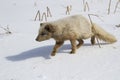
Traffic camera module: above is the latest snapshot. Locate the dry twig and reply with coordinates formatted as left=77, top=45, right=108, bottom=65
left=0, top=25, right=12, bottom=34
left=83, top=0, right=90, bottom=12
left=34, top=10, right=41, bottom=21
left=41, top=12, right=47, bottom=21
left=46, top=6, right=52, bottom=17
left=108, top=0, right=111, bottom=14
left=66, top=5, right=72, bottom=15
left=114, top=0, right=120, bottom=13
left=88, top=14, right=101, bottom=48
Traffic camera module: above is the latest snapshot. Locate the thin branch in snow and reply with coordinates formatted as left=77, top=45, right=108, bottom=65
left=34, top=10, right=41, bottom=21
left=83, top=0, right=90, bottom=12
left=41, top=12, right=47, bottom=21
left=66, top=5, right=72, bottom=15
left=34, top=2, right=37, bottom=7
left=46, top=6, right=52, bottom=17
left=108, top=0, right=111, bottom=15
left=116, top=24, right=120, bottom=28
left=88, top=14, right=101, bottom=48
left=0, top=25, right=12, bottom=34
left=114, top=0, right=120, bottom=14
left=88, top=14, right=104, bottom=22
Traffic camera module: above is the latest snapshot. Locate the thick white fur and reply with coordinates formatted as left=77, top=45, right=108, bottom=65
left=92, top=23, right=117, bottom=43
left=46, top=15, right=117, bottom=43
left=36, top=15, right=117, bottom=56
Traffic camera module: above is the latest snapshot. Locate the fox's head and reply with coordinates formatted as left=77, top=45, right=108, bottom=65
left=36, top=23, right=55, bottom=42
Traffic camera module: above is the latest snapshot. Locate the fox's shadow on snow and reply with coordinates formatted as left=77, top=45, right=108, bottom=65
left=6, top=43, right=108, bottom=61
left=6, top=44, right=71, bottom=61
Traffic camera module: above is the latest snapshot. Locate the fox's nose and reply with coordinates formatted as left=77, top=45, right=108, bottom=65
left=35, top=37, right=39, bottom=41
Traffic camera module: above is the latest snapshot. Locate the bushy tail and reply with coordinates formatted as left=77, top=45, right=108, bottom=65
left=92, top=24, right=117, bottom=43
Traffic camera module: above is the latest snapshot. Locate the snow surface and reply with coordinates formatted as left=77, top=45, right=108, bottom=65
left=0, top=0, right=120, bottom=80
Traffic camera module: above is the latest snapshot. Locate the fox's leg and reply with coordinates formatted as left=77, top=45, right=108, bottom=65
left=51, top=41, right=64, bottom=56
left=70, top=39, right=77, bottom=54
left=91, top=36, right=96, bottom=45
left=77, top=39, right=84, bottom=49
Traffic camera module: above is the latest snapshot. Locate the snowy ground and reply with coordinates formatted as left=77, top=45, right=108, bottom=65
left=0, top=0, right=120, bottom=80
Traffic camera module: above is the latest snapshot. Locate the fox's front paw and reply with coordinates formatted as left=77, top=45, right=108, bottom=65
left=70, top=50, right=76, bottom=54
left=51, top=53, right=56, bottom=56
left=51, top=51, right=56, bottom=56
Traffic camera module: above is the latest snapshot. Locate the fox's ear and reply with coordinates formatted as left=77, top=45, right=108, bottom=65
left=40, top=23, right=44, bottom=26
left=45, top=24, right=55, bottom=33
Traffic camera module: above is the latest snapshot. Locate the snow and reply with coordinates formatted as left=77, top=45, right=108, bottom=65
left=0, top=0, right=120, bottom=80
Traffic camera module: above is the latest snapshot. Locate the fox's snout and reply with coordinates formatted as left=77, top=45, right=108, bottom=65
left=35, top=35, right=40, bottom=41
left=35, top=37, right=39, bottom=41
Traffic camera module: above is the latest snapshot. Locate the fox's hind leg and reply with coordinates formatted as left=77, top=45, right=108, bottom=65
left=77, top=39, right=84, bottom=49
left=91, top=36, right=96, bottom=45
left=70, top=39, right=77, bottom=54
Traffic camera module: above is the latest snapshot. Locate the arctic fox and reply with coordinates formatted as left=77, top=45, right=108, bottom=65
left=36, top=15, right=117, bottom=56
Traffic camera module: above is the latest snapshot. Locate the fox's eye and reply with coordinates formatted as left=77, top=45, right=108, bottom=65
left=41, top=32, right=46, bottom=36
